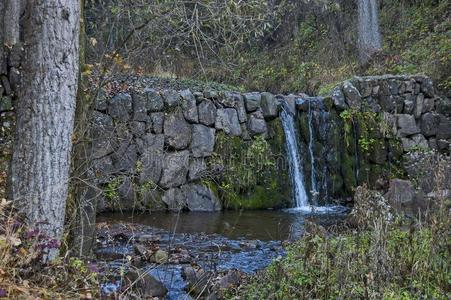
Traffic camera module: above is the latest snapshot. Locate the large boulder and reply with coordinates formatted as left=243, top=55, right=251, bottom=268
left=132, top=90, right=150, bottom=122
left=331, top=86, right=347, bottom=110
left=180, top=89, right=199, bottom=123
left=401, top=134, right=428, bottom=151
left=243, top=92, right=261, bottom=112
left=215, top=108, right=241, bottom=136
left=420, top=112, right=440, bottom=137
left=125, top=270, right=167, bottom=298
left=108, top=93, right=132, bottom=122
left=181, top=184, right=221, bottom=211
left=162, top=187, right=186, bottom=210
left=137, top=134, right=165, bottom=184
left=342, top=81, right=361, bottom=109
left=111, top=143, right=137, bottom=173
left=90, top=111, right=114, bottom=158
left=145, top=88, right=164, bottom=112
left=198, top=99, right=217, bottom=126
left=191, top=124, right=216, bottom=158
left=384, top=179, right=428, bottom=215
left=396, top=114, right=420, bottom=137
left=437, top=115, right=451, bottom=139
left=159, top=150, right=190, bottom=188
left=164, top=112, right=192, bottom=149
left=188, top=158, right=208, bottom=181
left=247, top=111, right=268, bottom=136
left=162, top=90, right=180, bottom=108
left=260, top=92, right=278, bottom=118
left=150, top=112, right=164, bottom=134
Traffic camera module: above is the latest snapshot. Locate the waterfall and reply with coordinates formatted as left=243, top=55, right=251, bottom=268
left=281, top=99, right=347, bottom=214
left=307, top=100, right=318, bottom=204
left=280, top=103, right=309, bottom=208
left=358, top=0, right=381, bottom=63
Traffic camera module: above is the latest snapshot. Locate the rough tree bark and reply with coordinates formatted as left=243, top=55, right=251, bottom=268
left=10, top=0, right=80, bottom=259
left=3, top=0, right=21, bottom=46
left=70, top=0, right=100, bottom=257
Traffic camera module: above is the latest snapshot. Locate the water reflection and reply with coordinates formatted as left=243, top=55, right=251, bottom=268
left=97, top=210, right=346, bottom=241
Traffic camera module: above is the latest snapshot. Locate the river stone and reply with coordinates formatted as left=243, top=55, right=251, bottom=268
left=180, top=89, right=199, bottom=123
left=125, top=270, right=167, bottom=298
left=162, top=187, right=186, bottom=210
left=215, top=108, right=241, bottom=136
left=261, top=92, right=278, bottom=118
left=90, top=111, right=114, bottom=158
left=243, top=92, right=261, bottom=112
left=198, top=99, right=217, bottom=126
left=138, top=134, right=164, bottom=184
left=437, top=115, right=451, bottom=139
left=396, top=114, right=419, bottom=137
left=191, top=124, right=216, bottom=158
left=181, top=184, right=221, bottom=211
left=420, top=112, right=440, bottom=137
left=247, top=111, right=268, bottom=136
left=108, top=93, right=132, bottom=122
left=401, top=134, right=428, bottom=151
left=342, top=81, right=361, bottom=109
left=132, top=90, right=150, bottom=122
left=145, top=88, right=164, bottom=112
left=162, top=90, right=180, bottom=108
left=188, top=158, right=208, bottom=181
left=150, top=112, right=164, bottom=134
left=159, top=150, right=190, bottom=188
left=331, top=86, right=347, bottom=110
left=164, top=112, right=192, bottom=149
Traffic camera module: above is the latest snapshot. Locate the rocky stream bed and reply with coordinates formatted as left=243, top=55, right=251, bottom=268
left=93, top=210, right=347, bottom=299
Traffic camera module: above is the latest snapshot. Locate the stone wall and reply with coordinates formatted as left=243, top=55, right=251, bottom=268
left=91, top=84, right=291, bottom=212
left=89, top=74, right=450, bottom=212
left=3, top=74, right=449, bottom=212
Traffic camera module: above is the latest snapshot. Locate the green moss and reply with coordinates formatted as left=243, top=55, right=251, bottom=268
left=210, top=127, right=290, bottom=210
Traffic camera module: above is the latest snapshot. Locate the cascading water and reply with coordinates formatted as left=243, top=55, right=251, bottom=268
left=280, top=103, right=309, bottom=208
left=358, top=0, right=382, bottom=63
left=307, top=100, right=318, bottom=204
left=281, top=99, right=347, bottom=214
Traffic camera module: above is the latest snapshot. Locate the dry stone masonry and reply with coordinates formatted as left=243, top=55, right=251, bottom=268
left=77, top=75, right=451, bottom=212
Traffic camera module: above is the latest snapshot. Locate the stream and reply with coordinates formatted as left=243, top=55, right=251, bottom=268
left=95, top=209, right=347, bottom=299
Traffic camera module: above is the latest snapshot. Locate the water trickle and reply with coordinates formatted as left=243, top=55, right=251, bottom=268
left=358, top=0, right=381, bottom=62
left=307, top=100, right=318, bottom=204
left=280, top=102, right=309, bottom=208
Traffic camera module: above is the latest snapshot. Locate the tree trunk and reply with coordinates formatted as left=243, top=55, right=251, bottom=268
left=70, top=0, right=100, bottom=257
left=10, top=0, right=80, bottom=259
left=3, top=0, right=21, bottom=46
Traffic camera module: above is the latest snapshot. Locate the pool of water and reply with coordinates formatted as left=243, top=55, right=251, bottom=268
left=97, top=208, right=347, bottom=242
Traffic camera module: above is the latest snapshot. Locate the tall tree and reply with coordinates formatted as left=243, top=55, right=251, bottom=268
left=10, top=1, right=80, bottom=259
left=357, top=0, right=382, bottom=64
